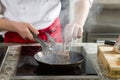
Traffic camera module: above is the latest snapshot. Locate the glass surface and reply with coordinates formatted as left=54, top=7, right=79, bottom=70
left=15, top=46, right=98, bottom=76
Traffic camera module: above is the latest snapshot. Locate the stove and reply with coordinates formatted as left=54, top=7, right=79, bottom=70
left=13, top=46, right=100, bottom=80
left=0, top=46, right=8, bottom=71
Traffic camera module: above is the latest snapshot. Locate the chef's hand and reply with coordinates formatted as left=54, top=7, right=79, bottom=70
left=63, top=23, right=83, bottom=44
left=10, top=21, right=39, bottom=40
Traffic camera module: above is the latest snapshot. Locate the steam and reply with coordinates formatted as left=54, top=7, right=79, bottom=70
left=84, top=2, right=103, bottom=31
left=59, top=0, right=69, bottom=28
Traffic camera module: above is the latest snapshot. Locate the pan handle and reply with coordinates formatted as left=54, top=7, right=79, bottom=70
left=104, top=40, right=115, bottom=46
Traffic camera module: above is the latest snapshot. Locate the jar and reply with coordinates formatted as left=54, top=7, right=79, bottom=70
left=113, top=37, right=120, bottom=53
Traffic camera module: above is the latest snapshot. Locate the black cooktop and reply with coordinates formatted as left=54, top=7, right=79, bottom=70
left=15, top=46, right=98, bottom=76
left=0, top=46, right=8, bottom=71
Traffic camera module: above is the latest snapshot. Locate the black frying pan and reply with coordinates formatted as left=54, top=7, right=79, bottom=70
left=34, top=50, right=84, bottom=69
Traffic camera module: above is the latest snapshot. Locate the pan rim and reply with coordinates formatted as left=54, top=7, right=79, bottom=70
left=34, top=51, right=84, bottom=66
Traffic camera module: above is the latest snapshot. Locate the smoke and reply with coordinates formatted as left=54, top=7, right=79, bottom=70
left=59, top=0, right=104, bottom=42
left=59, top=0, right=69, bottom=29
left=84, top=2, right=103, bottom=32
left=59, top=0, right=69, bottom=42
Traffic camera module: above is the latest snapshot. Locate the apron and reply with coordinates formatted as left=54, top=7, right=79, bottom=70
left=4, top=18, right=63, bottom=43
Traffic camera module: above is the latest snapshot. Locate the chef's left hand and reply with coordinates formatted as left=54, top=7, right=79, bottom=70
left=63, top=22, right=83, bottom=44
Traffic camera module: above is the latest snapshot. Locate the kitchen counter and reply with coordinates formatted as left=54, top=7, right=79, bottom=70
left=0, top=43, right=120, bottom=80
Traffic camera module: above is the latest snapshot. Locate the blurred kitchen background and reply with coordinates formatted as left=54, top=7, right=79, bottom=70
left=60, top=0, right=120, bottom=43
left=83, top=0, right=120, bottom=43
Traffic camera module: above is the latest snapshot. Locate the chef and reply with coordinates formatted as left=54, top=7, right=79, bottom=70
left=0, top=0, right=93, bottom=44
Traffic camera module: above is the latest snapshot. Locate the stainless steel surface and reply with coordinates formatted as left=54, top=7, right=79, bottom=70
left=83, top=32, right=119, bottom=42
left=12, top=76, right=99, bottom=80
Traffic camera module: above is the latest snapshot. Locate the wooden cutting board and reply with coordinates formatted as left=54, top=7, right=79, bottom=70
left=98, top=45, right=120, bottom=78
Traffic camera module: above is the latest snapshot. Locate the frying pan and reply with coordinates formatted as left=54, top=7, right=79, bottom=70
left=34, top=45, right=84, bottom=69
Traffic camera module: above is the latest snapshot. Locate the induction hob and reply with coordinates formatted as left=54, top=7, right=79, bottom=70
left=13, top=46, right=100, bottom=80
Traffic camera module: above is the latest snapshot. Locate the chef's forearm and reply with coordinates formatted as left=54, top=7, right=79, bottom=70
left=0, top=18, right=15, bottom=32
left=74, top=0, right=93, bottom=27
